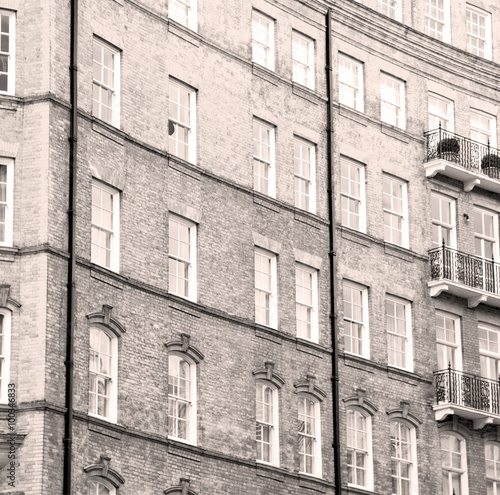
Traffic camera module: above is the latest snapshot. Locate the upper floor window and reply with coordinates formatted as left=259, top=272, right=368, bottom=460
left=380, top=73, right=405, bottom=130
left=91, top=181, right=120, bottom=272
left=292, top=31, right=314, bottom=90
left=470, top=110, right=496, bottom=148
left=338, top=54, right=363, bottom=112
left=383, top=175, right=408, bottom=248
left=441, top=433, right=467, bottom=495
left=256, top=381, right=279, bottom=465
left=169, top=80, right=196, bottom=164
left=168, top=215, right=197, bottom=301
left=255, top=249, right=277, bottom=328
left=428, top=93, right=454, bottom=132
left=168, top=0, right=197, bottom=31
left=296, top=264, right=318, bottom=342
left=93, top=39, right=120, bottom=127
left=0, top=158, right=13, bottom=247
left=88, top=480, right=115, bottom=495
left=343, top=281, right=369, bottom=359
left=252, top=11, right=274, bottom=71
left=89, top=327, right=117, bottom=422
left=479, top=323, right=500, bottom=382
left=466, top=6, right=492, bottom=60
left=0, top=310, right=11, bottom=403
left=436, top=312, right=462, bottom=371
left=253, top=119, right=275, bottom=197
left=391, top=421, right=417, bottom=495
left=431, top=193, right=456, bottom=248
left=378, top=0, right=402, bottom=21
left=341, top=158, right=365, bottom=232
left=386, top=296, right=412, bottom=371
left=425, top=0, right=450, bottom=42
left=298, top=395, right=321, bottom=476
left=294, top=138, right=315, bottom=213
left=486, top=442, right=500, bottom=494
left=474, top=206, right=498, bottom=261
left=347, top=408, right=373, bottom=490
left=0, top=10, right=15, bottom=95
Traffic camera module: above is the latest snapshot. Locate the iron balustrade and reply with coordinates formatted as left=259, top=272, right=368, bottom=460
left=435, top=366, right=500, bottom=415
left=429, top=243, right=500, bottom=296
left=424, top=126, right=500, bottom=179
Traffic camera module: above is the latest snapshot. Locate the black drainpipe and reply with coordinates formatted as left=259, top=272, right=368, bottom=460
left=63, top=0, right=78, bottom=492
left=326, top=8, right=341, bottom=495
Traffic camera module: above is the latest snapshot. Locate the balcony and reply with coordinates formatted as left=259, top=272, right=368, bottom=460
left=429, top=245, right=500, bottom=308
left=424, top=127, right=500, bottom=193
left=434, top=367, right=500, bottom=429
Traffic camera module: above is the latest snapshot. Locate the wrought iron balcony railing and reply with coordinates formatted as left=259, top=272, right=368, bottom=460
left=435, top=366, right=500, bottom=416
left=424, top=127, right=500, bottom=179
left=430, top=244, right=500, bottom=296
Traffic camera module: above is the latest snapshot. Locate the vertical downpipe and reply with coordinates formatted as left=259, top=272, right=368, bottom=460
left=63, top=0, right=78, bottom=492
left=326, top=9, right=342, bottom=495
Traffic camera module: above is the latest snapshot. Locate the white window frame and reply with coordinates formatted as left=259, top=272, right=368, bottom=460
left=441, top=433, right=468, bottom=495
left=347, top=407, right=373, bottom=490
left=168, top=214, right=197, bottom=302
left=473, top=206, right=499, bottom=261
left=386, top=296, right=413, bottom=372
left=298, top=394, right=321, bottom=477
left=436, top=311, right=462, bottom=371
left=295, top=263, right=318, bottom=343
left=169, top=79, right=197, bottom=164
left=479, top=323, right=500, bottom=381
left=252, top=11, right=274, bottom=71
left=92, top=38, right=120, bottom=128
left=378, top=0, right=402, bottom=22
left=466, top=5, right=492, bottom=60
left=341, top=157, right=366, bottom=233
left=91, top=180, right=120, bottom=272
left=380, top=73, right=405, bottom=130
left=425, top=0, right=450, bottom=43
left=485, top=442, right=500, bottom=494
left=292, top=31, right=314, bottom=90
left=0, top=157, right=14, bottom=247
left=343, top=281, right=370, bottom=359
left=338, top=54, right=364, bottom=113
left=168, top=352, right=197, bottom=445
left=431, top=192, right=456, bottom=248
left=391, top=420, right=418, bottom=495
left=256, top=380, right=279, bottom=466
left=383, top=174, right=409, bottom=248
left=88, top=326, right=118, bottom=423
left=254, top=248, right=278, bottom=329
left=253, top=118, right=276, bottom=198
left=0, top=10, right=15, bottom=95
left=428, top=93, right=454, bottom=132
left=88, top=478, right=116, bottom=495
left=0, top=309, right=11, bottom=404
left=294, top=137, right=316, bottom=213
left=168, top=0, right=197, bottom=32
left=470, top=109, right=497, bottom=148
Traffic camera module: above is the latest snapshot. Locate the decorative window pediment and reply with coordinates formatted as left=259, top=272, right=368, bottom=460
left=164, top=477, right=198, bottom=495
left=84, top=455, right=124, bottom=488
left=294, top=374, right=326, bottom=402
left=252, top=361, right=284, bottom=388
left=86, top=305, right=125, bottom=338
left=165, top=333, right=204, bottom=363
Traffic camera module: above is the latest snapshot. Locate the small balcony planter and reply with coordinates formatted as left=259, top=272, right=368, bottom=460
left=437, top=137, right=460, bottom=162
left=481, top=153, right=500, bottom=179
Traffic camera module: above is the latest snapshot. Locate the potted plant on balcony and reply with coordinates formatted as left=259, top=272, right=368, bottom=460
left=437, top=137, right=460, bottom=163
left=481, top=153, right=500, bottom=179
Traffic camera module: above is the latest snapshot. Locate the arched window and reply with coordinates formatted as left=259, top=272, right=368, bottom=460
left=441, top=433, right=467, bottom=495
left=347, top=407, right=372, bottom=490
left=256, top=381, right=279, bottom=465
left=88, top=479, right=115, bottom=495
left=390, top=420, right=417, bottom=495
left=486, top=442, right=500, bottom=494
left=298, top=395, right=321, bottom=477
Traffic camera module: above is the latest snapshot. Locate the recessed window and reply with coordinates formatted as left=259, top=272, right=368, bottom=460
left=343, top=281, right=369, bottom=359
left=296, top=264, right=318, bottom=342
left=169, top=79, right=196, bottom=164
left=431, top=193, right=456, bottom=248
left=425, top=0, right=450, bottom=42
left=391, top=421, right=417, bottom=495
left=441, top=433, right=467, bottom=495
left=168, top=0, right=197, bottom=31
left=168, top=215, right=197, bottom=301
left=347, top=408, right=373, bottom=489
left=292, top=31, right=314, bottom=90
left=256, top=381, right=279, bottom=465
left=378, top=0, right=402, bottom=21
left=338, top=54, right=363, bottom=112
left=466, top=5, right=492, bottom=60
left=341, top=158, right=365, bottom=232
left=253, top=119, right=275, bottom=197
left=386, top=296, right=412, bottom=371
left=93, top=39, right=120, bottom=127
left=436, top=312, right=462, bottom=371
left=0, top=158, right=13, bottom=247
left=89, top=327, right=117, bottom=422
left=470, top=109, right=496, bottom=148
left=0, top=310, right=11, bottom=404
left=380, top=73, right=405, bottom=130
left=91, top=181, right=120, bottom=272
left=298, top=395, right=321, bottom=476
left=252, top=11, right=274, bottom=71
left=255, top=249, right=277, bottom=328
left=428, top=93, right=454, bottom=132
left=88, top=480, right=115, bottom=495
left=479, top=323, right=500, bottom=382
left=486, top=442, right=500, bottom=494
left=383, top=175, right=408, bottom=248
left=474, top=206, right=498, bottom=261
left=0, top=10, right=15, bottom=95
left=294, top=138, right=315, bottom=213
